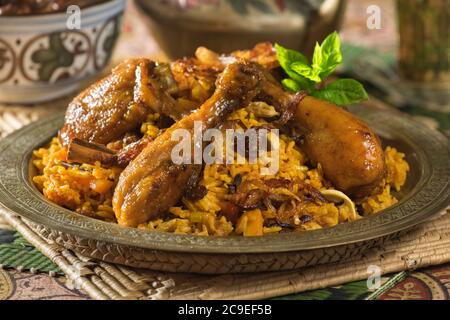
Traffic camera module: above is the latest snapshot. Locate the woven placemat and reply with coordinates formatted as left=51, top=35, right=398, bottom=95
left=0, top=206, right=449, bottom=300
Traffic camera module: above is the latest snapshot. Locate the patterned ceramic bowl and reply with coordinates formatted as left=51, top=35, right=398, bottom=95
left=136, top=0, right=347, bottom=59
left=0, top=0, right=125, bottom=104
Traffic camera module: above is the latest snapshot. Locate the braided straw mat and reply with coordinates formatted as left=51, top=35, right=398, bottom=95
left=0, top=102, right=449, bottom=300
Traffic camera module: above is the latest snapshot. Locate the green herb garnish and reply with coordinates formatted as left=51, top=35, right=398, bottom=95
left=275, top=31, right=368, bottom=106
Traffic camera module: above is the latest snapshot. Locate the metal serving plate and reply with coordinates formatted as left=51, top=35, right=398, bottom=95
left=0, top=106, right=448, bottom=257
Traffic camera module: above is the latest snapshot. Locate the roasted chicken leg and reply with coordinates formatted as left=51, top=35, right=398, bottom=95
left=255, top=74, right=386, bottom=198
left=60, top=44, right=278, bottom=148
left=59, top=58, right=178, bottom=146
left=293, top=96, right=386, bottom=198
left=113, top=61, right=263, bottom=227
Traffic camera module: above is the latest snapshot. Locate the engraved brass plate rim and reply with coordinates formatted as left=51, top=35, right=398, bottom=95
left=0, top=106, right=448, bottom=254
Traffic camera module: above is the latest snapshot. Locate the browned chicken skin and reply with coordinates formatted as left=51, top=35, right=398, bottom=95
left=113, top=61, right=263, bottom=227
left=253, top=73, right=386, bottom=199
left=293, top=96, right=386, bottom=198
left=60, top=59, right=160, bottom=146
left=59, top=57, right=210, bottom=148
left=60, top=44, right=278, bottom=148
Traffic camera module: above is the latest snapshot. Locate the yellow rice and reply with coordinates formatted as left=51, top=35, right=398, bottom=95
left=32, top=105, right=410, bottom=236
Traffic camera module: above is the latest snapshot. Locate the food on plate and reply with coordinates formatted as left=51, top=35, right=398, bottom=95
left=113, top=61, right=263, bottom=227
left=32, top=33, right=410, bottom=236
left=60, top=43, right=278, bottom=147
left=293, top=96, right=386, bottom=199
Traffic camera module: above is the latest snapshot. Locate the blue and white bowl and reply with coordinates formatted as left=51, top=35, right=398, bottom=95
left=0, top=0, right=126, bottom=104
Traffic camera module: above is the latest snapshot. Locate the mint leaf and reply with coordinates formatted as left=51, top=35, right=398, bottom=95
left=281, top=78, right=302, bottom=92
left=289, top=32, right=342, bottom=84
left=274, top=32, right=367, bottom=107
left=311, top=42, right=324, bottom=71
left=317, top=31, right=342, bottom=78
left=291, top=61, right=322, bottom=83
left=311, top=79, right=368, bottom=105
left=274, top=43, right=308, bottom=67
left=274, top=43, right=311, bottom=88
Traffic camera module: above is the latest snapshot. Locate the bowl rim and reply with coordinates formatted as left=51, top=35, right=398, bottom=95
left=0, top=106, right=448, bottom=254
left=135, top=0, right=347, bottom=33
left=0, top=0, right=125, bottom=20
